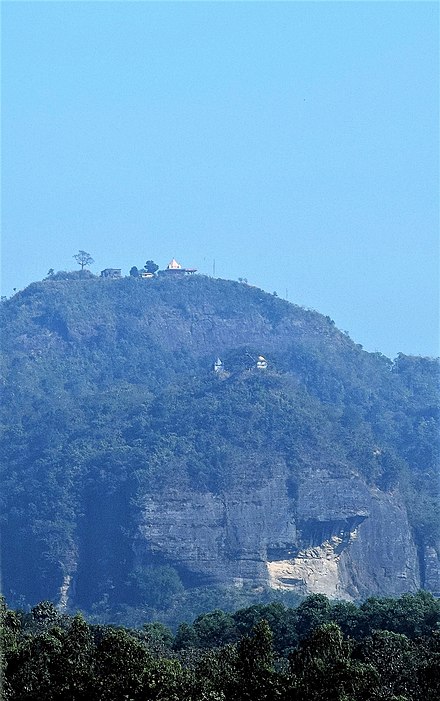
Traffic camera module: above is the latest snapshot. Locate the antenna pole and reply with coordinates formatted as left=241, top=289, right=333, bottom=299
left=213, top=259, right=216, bottom=277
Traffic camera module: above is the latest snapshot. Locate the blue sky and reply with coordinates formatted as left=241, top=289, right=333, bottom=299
left=2, top=1, right=438, bottom=358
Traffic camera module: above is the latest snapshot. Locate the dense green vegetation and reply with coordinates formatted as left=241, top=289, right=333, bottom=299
left=1, top=592, right=439, bottom=699
left=0, top=274, right=438, bottom=622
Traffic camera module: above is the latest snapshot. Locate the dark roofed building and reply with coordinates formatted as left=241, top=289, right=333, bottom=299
left=101, top=268, right=122, bottom=278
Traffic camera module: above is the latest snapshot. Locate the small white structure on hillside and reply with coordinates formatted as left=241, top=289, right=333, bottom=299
left=256, top=355, right=268, bottom=370
left=160, top=258, right=197, bottom=275
left=213, top=357, right=224, bottom=373
left=167, top=258, right=182, bottom=270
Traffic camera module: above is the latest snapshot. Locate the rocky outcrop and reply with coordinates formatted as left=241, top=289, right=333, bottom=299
left=134, top=465, right=296, bottom=587
left=423, top=544, right=440, bottom=596
left=134, top=468, right=421, bottom=601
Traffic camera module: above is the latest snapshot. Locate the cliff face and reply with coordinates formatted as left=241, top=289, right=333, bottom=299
left=0, top=275, right=438, bottom=619
left=133, top=473, right=422, bottom=603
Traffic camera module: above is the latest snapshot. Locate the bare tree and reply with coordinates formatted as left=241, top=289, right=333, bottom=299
left=73, top=250, right=94, bottom=270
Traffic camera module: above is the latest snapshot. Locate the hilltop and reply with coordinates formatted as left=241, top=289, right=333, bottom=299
left=0, top=273, right=438, bottom=625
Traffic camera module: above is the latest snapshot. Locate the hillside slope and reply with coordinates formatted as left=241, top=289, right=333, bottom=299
left=0, top=274, right=438, bottom=622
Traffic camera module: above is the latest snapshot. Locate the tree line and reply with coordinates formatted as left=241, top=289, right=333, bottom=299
left=1, top=592, right=439, bottom=700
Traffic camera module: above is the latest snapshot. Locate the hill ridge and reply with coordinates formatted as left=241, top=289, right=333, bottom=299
left=1, top=273, right=438, bottom=624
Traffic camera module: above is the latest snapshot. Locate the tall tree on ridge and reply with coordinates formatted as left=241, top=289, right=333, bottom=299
left=73, top=250, right=94, bottom=271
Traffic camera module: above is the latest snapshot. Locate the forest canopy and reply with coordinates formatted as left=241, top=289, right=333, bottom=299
left=1, top=592, right=440, bottom=700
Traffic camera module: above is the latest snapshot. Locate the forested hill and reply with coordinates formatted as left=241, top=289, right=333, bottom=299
left=0, top=273, right=438, bottom=625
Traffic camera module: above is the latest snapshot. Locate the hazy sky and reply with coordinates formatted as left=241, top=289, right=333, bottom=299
left=2, top=1, right=438, bottom=359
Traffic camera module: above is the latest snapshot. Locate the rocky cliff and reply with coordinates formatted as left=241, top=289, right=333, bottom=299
left=133, top=473, right=423, bottom=603
left=0, top=274, right=438, bottom=621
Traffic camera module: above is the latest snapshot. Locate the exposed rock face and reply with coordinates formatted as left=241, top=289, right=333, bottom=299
left=134, top=469, right=421, bottom=601
left=423, top=545, right=440, bottom=596
left=267, top=540, right=347, bottom=599
left=58, top=575, right=73, bottom=612
left=135, top=468, right=295, bottom=588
